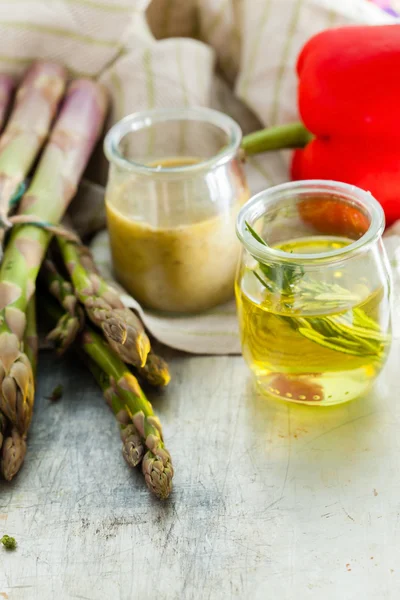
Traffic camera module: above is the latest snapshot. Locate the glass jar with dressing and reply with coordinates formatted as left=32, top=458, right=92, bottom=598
left=104, top=107, right=249, bottom=314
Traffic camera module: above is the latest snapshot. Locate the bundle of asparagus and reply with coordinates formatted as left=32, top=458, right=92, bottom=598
left=44, top=294, right=173, bottom=499
left=0, top=74, right=107, bottom=441
left=42, top=258, right=173, bottom=499
left=0, top=62, right=173, bottom=500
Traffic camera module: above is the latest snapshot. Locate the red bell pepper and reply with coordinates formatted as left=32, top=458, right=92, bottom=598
left=241, top=25, right=400, bottom=227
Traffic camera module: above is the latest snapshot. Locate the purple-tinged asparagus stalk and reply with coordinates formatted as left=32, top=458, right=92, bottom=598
left=0, top=63, right=67, bottom=226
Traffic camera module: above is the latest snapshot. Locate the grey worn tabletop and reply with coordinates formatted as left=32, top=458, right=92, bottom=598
left=1, top=341, right=400, bottom=600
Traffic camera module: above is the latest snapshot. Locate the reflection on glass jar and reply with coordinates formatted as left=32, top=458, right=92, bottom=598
left=235, top=181, right=392, bottom=406
left=104, top=108, right=249, bottom=314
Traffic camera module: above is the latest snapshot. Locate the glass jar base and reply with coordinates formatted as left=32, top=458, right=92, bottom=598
left=252, top=370, right=374, bottom=407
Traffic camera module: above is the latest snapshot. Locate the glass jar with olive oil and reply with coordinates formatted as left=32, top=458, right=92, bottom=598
left=235, top=181, right=392, bottom=406
left=104, top=108, right=249, bottom=314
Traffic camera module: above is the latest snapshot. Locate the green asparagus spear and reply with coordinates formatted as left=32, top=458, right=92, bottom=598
left=81, top=328, right=173, bottom=499
left=57, top=238, right=150, bottom=368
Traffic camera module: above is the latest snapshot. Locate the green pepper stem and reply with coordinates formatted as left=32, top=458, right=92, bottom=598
left=241, top=122, right=313, bottom=155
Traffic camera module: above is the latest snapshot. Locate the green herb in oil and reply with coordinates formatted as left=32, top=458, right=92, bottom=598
left=245, top=223, right=389, bottom=359
left=246, top=221, right=304, bottom=294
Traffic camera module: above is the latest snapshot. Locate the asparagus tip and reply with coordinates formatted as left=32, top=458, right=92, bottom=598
left=142, top=447, right=174, bottom=500
left=0, top=428, right=27, bottom=481
left=139, top=353, right=171, bottom=387
left=121, top=424, right=145, bottom=468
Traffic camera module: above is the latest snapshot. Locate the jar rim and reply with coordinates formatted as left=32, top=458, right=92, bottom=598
left=236, top=180, right=385, bottom=264
left=103, top=107, right=242, bottom=176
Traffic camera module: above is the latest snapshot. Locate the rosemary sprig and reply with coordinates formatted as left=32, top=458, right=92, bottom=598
left=245, top=221, right=304, bottom=294
left=245, top=223, right=389, bottom=358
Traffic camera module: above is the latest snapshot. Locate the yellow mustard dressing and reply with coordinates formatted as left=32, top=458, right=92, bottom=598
left=106, top=157, right=249, bottom=313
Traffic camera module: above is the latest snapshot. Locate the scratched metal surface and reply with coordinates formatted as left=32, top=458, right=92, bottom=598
left=1, top=343, right=400, bottom=600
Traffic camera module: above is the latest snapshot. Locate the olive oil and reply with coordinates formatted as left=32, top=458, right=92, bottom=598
left=236, top=237, right=391, bottom=405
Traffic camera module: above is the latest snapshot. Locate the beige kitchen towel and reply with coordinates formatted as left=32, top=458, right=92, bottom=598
left=0, top=0, right=396, bottom=353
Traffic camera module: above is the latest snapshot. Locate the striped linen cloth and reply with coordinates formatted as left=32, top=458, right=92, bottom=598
left=0, top=0, right=396, bottom=353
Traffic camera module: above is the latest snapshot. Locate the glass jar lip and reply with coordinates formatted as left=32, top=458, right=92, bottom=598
left=236, top=180, right=385, bottom=264
left=103, top=106, right=242, bottom=176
